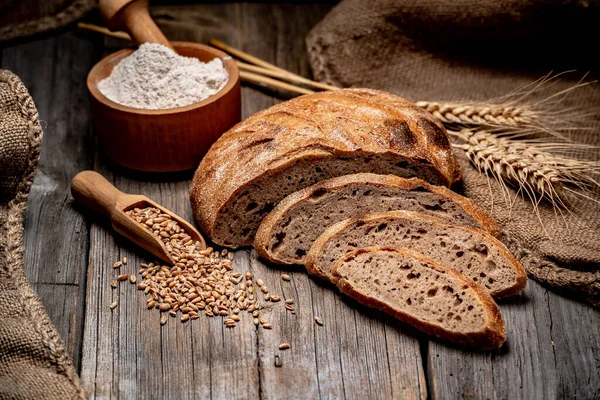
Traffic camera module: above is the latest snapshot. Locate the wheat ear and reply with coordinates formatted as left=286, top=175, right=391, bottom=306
left=417, top=102, right=536, bottom=127
left=451, top=129, right=600, bottom=219
left=419, top=73, right=596, bottom=141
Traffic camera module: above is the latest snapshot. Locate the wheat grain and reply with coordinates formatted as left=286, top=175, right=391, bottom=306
left=120, top=206, right=280, bottom=329
left=285, top=304, right=295, bottom=313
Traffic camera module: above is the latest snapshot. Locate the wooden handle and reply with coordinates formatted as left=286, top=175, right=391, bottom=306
left=71, top=171, right=125, bottom=217
left=98, top=0, right=172, bottom=48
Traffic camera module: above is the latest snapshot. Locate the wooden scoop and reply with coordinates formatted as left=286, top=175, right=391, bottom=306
left=71, top=170, right=206, bottom=265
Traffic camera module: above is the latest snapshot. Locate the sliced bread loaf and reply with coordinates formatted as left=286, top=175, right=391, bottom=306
left=332, top=246, right=506, bottom=349
left=191, top=88, right=461, bottom=248
left=306, top=210, right=526, bottom=298
left=254, top=173, right=499, bottom=265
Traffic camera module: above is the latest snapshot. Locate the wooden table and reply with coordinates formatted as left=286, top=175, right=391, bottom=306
left=2, top=3, right=599, bottom=399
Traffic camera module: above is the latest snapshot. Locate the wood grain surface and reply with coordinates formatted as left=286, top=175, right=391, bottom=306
left=1, top=2, right=599, bottom=399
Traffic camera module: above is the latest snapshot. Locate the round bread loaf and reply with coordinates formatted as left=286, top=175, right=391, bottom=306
left=191, top=88, right=460, bottom=247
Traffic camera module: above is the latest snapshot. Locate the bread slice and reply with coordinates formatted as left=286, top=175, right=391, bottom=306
left=191, top=88, right=461, bottom=248
left=306, top=210, right=526, bottom=298
left=332, top=246, right=506, bottom=350
left=254, top=173, right=499, bottom=265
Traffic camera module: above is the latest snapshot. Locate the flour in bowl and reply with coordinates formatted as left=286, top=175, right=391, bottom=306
left=98, top=43, right=229, bottom=110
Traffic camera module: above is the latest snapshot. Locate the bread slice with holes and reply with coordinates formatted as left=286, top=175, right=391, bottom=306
left=254, top=173, right=499, bottom=265
left=332, top=246, right=506, bottom=349
left=306, top=210, right=526, bottom=298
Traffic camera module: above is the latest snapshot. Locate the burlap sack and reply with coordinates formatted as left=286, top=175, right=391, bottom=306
left=0, top=0, right=95, bottom=43
left=0, top=69, right=85, bottom=399
left=307, top=0, right=600, bottom=307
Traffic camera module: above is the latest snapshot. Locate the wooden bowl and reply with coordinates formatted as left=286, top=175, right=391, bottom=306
left=87, top=41, right=241, bottom=172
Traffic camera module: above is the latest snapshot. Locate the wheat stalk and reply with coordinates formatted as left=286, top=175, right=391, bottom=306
left=451, top=129, right=600, bottom=223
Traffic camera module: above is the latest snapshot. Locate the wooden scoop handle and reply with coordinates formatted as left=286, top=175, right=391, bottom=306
left=98, top=0, right=172, bottom=48
left=71, top=170, right=125, bottom=217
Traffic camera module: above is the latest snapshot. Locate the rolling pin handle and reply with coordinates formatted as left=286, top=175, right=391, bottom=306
left=99, top=0, right=172, bottom=48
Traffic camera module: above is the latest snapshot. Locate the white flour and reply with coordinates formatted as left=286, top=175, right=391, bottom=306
left=98, top=43, right=229, bottom=110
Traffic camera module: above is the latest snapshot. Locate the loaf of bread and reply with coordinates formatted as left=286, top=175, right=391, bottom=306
left=306, top=210, right=527, bottom=298
left=332, top=246, right=506, bottom=350
left=254, top=173, right=499, bottom=265
left=190, top=89, right=460, bottom=247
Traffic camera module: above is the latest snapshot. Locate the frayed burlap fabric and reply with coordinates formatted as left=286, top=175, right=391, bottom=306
left=0, top=70, right=85, bottom=399
left=0, top=0, right=95, bottom=43
left=307, top=0, right=600, bottom=307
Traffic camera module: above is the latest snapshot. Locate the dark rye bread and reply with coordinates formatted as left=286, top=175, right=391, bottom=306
left=332, top=246, right=506, bottom=350
left=190, top=88, right=460, bottom=248
left=254, top=173, right=499, bottom=264
left=306, top=211, right=527, bottom=298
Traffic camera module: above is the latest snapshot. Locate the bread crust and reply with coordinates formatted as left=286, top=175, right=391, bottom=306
left=332, top=246, right=506, bottom=350
left=191, top=89, right=460, bottom=246
left=305, top=210, right=527, bottom=298
left=254, top=173, right=500, bottom=264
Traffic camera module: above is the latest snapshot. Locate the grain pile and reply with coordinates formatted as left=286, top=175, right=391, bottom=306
left=113, top=206, right=296, bottom=328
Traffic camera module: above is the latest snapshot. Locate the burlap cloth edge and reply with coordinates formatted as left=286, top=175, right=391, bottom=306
left=0, top=69, right=86, bottom=399
left=0, top=0, right=95, bottom=43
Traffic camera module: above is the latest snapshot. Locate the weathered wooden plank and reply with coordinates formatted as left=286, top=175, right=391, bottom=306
left=249, top=251, right=323, bottom=399
left=1, top=31, right=101, bottom=371
left=547, top=286, right=600, bottom=398
left=426, top=279, right=600, bottom=399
